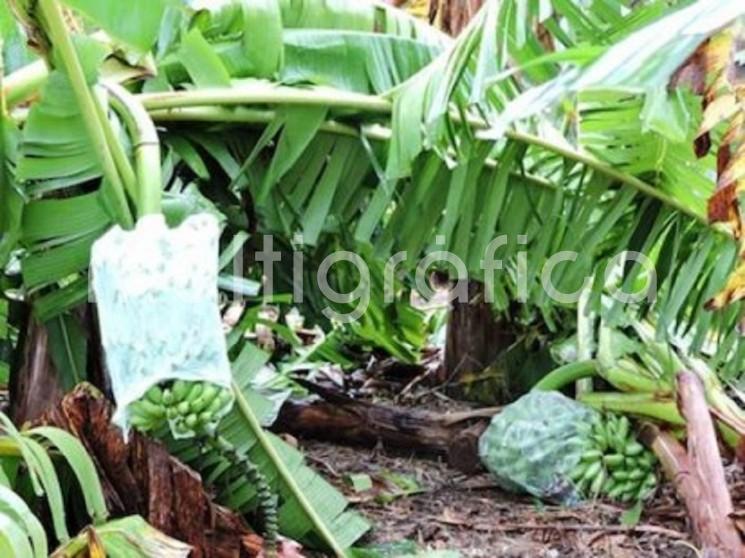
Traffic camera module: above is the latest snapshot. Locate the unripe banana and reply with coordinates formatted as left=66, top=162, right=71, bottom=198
left=582, top=461, right=602, bottom=482
left=570, top=462, right=588, bottom=482
left=581, top=449, right=603, bottom=462
left=603, top=454, right=624, bottom=468
left=130, top=399, right=166, bottom=420
left=218, top=389, right=233, bottom=406
left=171, top=380, right=190, bottom=401
left=184, top=382, right=205, bottom=403
left=590, top=468, right=606, bottom=497
left=130, top=414, right=156, bottom=431
left=628, top=468, right=646, bottom=481
left=206, top=396, right=227, bottom=415
left=602, top=476, right=616, bottom=493
left=612, top=470, right=629, bottom=481
left=607, top=483, right=625, bottom=500
left=624, top=442, right=644, bottom=457
left=145, top=386, right=164, bottom=405
left=185, top=414, right=199, bottom=429
left=591, top=433, right=608, bottom=451
left=190, top=384, right=219, bottom=413
left=198, top=411, right=214, bottom=425
left=617, top=415, right=630, bottom=441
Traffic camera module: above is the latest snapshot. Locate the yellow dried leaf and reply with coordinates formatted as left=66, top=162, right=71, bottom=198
left=698, top=93, right=738, bottom=137
left=707, top=260, right=745, bottom=309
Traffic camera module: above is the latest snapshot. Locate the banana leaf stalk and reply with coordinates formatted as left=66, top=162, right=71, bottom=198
left=104, top=82, right=162, bottom=215
left=536, top=338, right=745, bottom=446
left=35, top=0, right=134, bottom=228
left=2, top=59, right=47, bottom=108
left=578, top=392, right=685, bottom=425
left=533, top=360, right=663, bottom=393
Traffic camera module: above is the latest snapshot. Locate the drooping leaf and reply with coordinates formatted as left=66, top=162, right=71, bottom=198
left=27, top=426, right=109, bottom=524
left=0, top=486, right=47, bottom=558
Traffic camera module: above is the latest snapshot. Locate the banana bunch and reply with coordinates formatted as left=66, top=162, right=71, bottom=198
left=570, top=414, right=657, bottom=503
left=128, top=380, right=233, bottom=437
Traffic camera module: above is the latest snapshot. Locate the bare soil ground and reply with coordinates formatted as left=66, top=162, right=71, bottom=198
left=304, top=439, right=699, bottom=557
left=292, top=357, right=745, bottom=557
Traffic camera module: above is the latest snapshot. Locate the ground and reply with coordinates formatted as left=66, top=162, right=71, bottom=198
left=304, top=440, right=697, bottom=557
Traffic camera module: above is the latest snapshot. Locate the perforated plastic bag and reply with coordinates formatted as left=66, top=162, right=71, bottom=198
left=478, top=391, right=600, bottom=505
left=90, top=213, right=232, bottom=433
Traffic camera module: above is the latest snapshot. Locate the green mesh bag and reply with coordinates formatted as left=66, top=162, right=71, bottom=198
left=478, top=391, right=600, bottom=505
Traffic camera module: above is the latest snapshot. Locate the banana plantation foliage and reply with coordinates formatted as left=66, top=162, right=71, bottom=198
left=0, top=0, right=744, bottom=556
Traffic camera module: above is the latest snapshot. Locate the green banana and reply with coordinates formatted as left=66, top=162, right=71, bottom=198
left=628, top=468, right=646, bottom=481
left=603, top=454, right=624, bottom=468
left=570, top=412, right=659, bottom=504
left=612, top=469, right=630, bottom=481
left=184, top=414, right=199, bottom=429
left=624, top=442, right=645, bottom=457
left=130, top=414, right=157, bottom=431
left=171, top=380, right=190, bottom=401
left=184, top=382, right=205, bottom=404
left=570, top=462, right=588, bottom=482
left=145, top=386, right=164, bottom=405
left=590, top=468, right=606, bottom=497
left=581, top=449, right=603, bottom=462
left=582, top=461, right=602, bottom=482
left=189, top=385, right=219, bottom=413
left=616, top=416, right=630, bottom=441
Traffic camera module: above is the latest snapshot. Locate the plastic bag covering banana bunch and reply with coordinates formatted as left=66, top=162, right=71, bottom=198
left=90, top=213, right=233, bottom=437
left=478, top=391, right=600, bottom=505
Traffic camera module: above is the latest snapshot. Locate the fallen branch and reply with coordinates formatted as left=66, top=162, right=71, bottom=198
left=274, top=381, right=490, bottom=473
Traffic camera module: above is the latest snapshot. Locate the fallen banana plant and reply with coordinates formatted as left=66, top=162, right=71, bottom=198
left=534, top=318, right=745, bottom=446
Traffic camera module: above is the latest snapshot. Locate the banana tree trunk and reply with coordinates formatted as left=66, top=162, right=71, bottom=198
left=432, top=0, right=485, bottom=35
left=9, top=305, right=108, bottom=424
left=9, top=317, right=62, bottom=424
left=442, top=281, right=515, bottom=389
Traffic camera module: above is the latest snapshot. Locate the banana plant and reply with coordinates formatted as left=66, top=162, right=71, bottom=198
left=1, top=1, right=745, bottom=553
left=5, top=0, right=743, bottom=365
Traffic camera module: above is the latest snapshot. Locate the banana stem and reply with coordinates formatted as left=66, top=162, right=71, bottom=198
left=600, top=365, right=668, bottom=394
left=138, top=84, right=392, bottom=114
left=36, top=0, right=133, bottom=228
left=2, top=59, right=47, bottom=107
left=579, top=392, right=685, bottom=425
left=532, top=360, right=598, bottom=391
left=105, top=82, right=162, bottom=215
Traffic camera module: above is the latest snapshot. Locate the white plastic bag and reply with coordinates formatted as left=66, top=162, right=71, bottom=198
left=90, top=213, right=232, bottom=433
